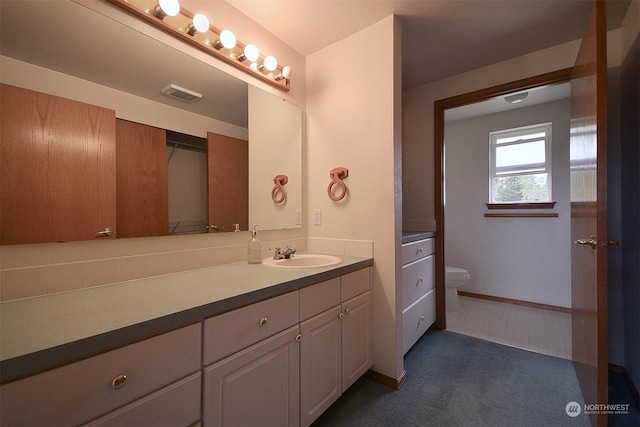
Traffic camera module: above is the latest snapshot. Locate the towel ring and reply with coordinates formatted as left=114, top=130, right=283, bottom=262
left=272, top=174, right=288, bottom=204
left=328, top=167, right=348, bottom=201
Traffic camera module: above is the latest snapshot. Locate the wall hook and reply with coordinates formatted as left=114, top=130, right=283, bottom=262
left=272, top=174, right=288, bottom=204
left=328, top=167, right=349, bottom=201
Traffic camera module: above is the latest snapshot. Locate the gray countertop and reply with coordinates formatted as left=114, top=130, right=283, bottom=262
left=402, top=230, right=435, bottom=244
left=0, top=255, right=372, bottom=384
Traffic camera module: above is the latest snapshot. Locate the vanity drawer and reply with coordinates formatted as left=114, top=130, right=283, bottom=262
left=341, top=267, right=371, bottom=302
left=402, top=238, right=433, bottom=265
left=300, top=277, right=341, bottom=321
left=0, top=323, right=201, bottom=427
left=402, top=255, right=434, bottom=309
left=83, top=372, right=201, bottom=427
left=402, top=288, right=436, bottom=354
left=204, top=291, right=299, bottom=365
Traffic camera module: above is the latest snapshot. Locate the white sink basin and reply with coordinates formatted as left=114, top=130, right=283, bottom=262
left=263, top=254, right=342, bottom=268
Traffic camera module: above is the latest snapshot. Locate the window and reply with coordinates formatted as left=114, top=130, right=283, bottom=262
left=489, top=123, right=552, bottom=203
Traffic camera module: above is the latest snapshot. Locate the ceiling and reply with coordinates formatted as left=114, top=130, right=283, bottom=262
left=221, top=0, right=632, bottom=89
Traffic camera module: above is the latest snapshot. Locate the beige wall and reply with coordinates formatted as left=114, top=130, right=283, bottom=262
left=307, top=16, right=404, bottom=382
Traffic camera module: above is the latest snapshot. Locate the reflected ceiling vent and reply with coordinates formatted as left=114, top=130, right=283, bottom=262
left=161, top=84, right=203, bottom=103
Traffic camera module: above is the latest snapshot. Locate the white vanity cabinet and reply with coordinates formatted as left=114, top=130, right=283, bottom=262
left=299, top=268, right=373, bottom=426
left=202, top=291, right=300, bottom=427
left=402, top=238, right=436, bottom=354
left=0, top=323, right=202, bottom=427
left=1, top=262, right=374, bottom=427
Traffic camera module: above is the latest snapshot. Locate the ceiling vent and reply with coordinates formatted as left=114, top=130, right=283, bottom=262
left=161, top=84, right=203, bottom=103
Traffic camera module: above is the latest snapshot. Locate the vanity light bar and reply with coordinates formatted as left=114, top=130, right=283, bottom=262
left=106, top=0, right=291, bottom=91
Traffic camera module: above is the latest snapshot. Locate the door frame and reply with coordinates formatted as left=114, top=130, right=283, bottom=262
left=432, top=68, right=573, bottom=330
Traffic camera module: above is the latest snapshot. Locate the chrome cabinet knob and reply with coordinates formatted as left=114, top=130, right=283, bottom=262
left=345, top=308, right=351, bottom=315
left=339, top=313, right=344, bottom=320
left=259, top=317, right=268, bottom=327
left=295, top=334, right=302, bottom=343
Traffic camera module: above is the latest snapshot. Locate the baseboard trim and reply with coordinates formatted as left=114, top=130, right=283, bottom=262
left=368, top=369, right=406, bottom=390
left=457, top=291, right=572, bottom=314
left=609, top=363, right=640, bottom=407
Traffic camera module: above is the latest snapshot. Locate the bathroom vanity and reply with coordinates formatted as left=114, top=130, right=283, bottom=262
left=401, top=232, right=436, bottom=354
left=0, top=256, right=372, bottom=427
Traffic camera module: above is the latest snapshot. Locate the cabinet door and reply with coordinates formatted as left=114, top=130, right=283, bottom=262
left=299, top=306, right=342, bottom=427
left=0, top=84, right=116, bottom=244
left=341, top=291, right=373, bottom=391
left=203, top=326, right=300, bottom=427
left=116, top=119, right=168, bottom=238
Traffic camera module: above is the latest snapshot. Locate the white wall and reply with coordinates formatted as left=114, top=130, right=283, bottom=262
left=403, top=40, right=582, bottom=231
left=445, top=99, right=572, bottom=307
left=307, top=16, right=404, bottom=382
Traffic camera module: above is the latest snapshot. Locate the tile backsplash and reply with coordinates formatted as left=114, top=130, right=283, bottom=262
left=0, top=237, right=373, bottom=302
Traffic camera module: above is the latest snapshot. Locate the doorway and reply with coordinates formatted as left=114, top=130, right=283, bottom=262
left=433, top=68, right=573, bottom=332
left=442, top=81, right=573, bottom=359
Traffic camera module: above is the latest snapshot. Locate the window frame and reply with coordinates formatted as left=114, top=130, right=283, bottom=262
left=488, top=122, right=553, bottom=205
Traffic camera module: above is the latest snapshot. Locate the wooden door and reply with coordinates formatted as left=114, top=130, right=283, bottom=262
left=115, top=119, right=168, bottom=238
left=570, top=1, right=608, bottom=425
left=0, top=84, right=116, bottom=244
left=207, top=132, right=248, bottom=232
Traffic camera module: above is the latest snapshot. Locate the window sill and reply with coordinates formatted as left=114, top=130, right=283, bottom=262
left=486, top=202, right=556, bottom=210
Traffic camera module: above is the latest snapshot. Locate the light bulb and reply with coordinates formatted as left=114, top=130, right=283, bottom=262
left=192, top=13, right=209, bottom=33
left=281, top=65, right=293, bottom=79
left=158, top=0, right=180, bottom=17
left=219, top=30, right=236, bottom=49
left=243, top=44, right=259, bottom=62
left=263, top=56, right=278, bottom=72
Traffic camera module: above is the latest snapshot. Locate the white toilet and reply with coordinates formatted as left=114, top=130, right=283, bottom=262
left=445, top=266, right=470, bottom=311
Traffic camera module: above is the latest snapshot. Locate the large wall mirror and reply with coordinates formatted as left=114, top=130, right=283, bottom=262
left=0, top=0, right=302, bottom=244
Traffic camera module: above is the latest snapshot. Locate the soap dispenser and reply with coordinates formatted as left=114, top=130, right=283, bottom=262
left=247, top=224, right=262, bottom=264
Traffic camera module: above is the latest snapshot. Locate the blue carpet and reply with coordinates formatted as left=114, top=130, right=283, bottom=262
left=313, top=329, right=592, bottom=426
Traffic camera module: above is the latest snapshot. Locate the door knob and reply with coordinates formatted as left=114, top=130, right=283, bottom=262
left=574, top=235, right=620, bottom=250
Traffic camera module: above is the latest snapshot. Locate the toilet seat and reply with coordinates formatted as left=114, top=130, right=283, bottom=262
left=446, top=266, right=470, bottom=279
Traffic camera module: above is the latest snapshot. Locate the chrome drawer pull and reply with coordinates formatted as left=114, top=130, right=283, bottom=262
left=259, top=317, right=268, bottom=327
left=111, top=374, right=127, bottom=390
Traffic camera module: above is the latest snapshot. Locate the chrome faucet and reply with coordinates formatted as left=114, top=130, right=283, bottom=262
left=273, top=246, right=297, bottom=260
